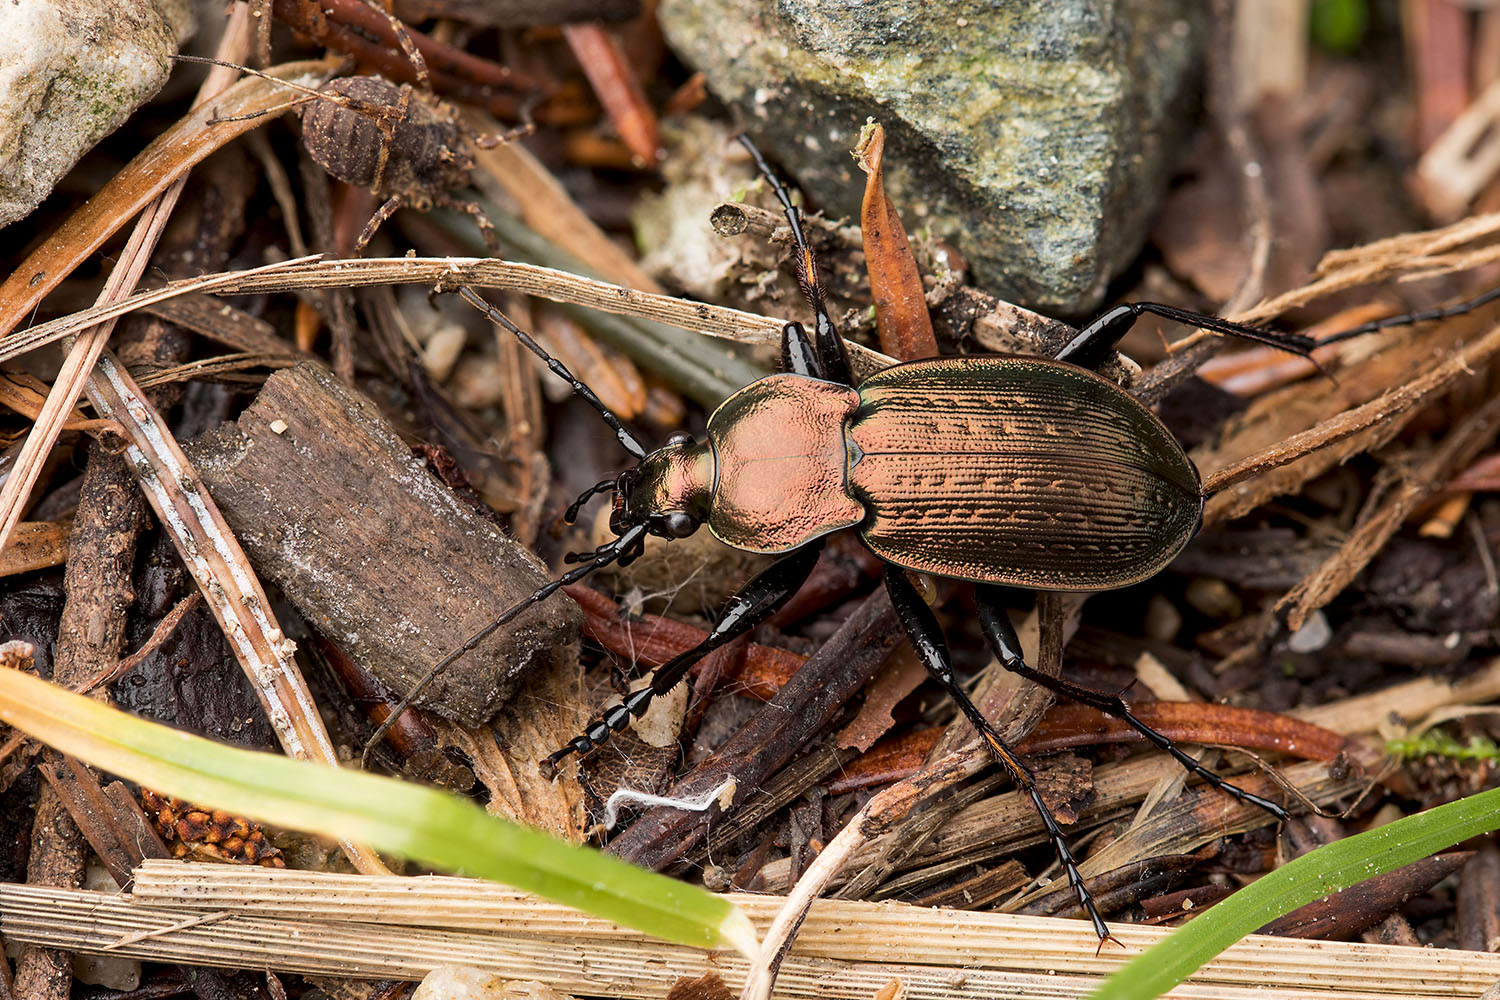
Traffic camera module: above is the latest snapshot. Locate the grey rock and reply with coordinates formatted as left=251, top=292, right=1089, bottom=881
left=0, top=0, right=194, bottom=228
left=659, top=0, right=1203, bottom=313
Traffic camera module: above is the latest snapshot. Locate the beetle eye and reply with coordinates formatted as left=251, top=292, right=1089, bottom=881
left=662, top=512, right=698, bottom=538
left=665, top=431, right=695, bottom=448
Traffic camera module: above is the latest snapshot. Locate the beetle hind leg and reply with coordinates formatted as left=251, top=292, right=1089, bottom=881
left=1057, top=286, right=1500, bottom=374
left=884, top=567, right=1113, bottom=941
left=353, top=194, right=406, bottom=255
left=974, top=584, right=1291, bottom=822
left=434, top=194, right=500, bottom=253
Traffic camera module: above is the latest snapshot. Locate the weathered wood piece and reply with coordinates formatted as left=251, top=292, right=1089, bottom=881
left=188, top=362, right=576, bottom=727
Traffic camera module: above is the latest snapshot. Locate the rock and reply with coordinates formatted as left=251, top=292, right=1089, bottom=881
left=659, top=0, right=1204, bottom=314
left=0, top=0, right=194, bottom=228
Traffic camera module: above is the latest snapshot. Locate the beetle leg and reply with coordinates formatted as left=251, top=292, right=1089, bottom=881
left=1055, top=302, right=1322, bottom=371
left=884, top=566, right=1112, bottom=941
left=781, top=321, right=824, bottom=378
left=434, top=194, right=500, bottom=253
left=739, top=135, right=855, bottom=387
left=1058, top=286, right=1500, bottom=373
left=362, top=522, right=651, bottom=769
left=540, top=540, right=825, bottom=779
left=974, top=584, right=1291, bottom=822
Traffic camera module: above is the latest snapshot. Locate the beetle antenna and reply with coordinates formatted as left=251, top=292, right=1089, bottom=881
left=362, top=522, right=651, bottom=769
left=1316, top=283, right=1500, bottom=346
left=457, top=286, right=647, bottom=460
left=172, top=53, right=335, bottom=105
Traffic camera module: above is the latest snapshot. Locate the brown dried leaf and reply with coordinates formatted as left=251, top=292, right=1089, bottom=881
left=561, top=23, right=661, bottom=167
left=855, top=122, right=938, bottom=361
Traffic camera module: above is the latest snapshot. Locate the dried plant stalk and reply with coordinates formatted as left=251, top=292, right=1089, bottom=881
left=6, top=866, right=1497, bottom=999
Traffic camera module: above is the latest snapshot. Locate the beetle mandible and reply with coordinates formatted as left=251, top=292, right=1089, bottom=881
left=373, top=135, right=1500, bottom=939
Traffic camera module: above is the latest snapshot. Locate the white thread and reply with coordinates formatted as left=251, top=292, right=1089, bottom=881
left=601, top=776, right=737, bottom=830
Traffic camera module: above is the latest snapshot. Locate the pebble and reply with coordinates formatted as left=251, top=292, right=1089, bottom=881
left=0, top=0, right=195, bottom=228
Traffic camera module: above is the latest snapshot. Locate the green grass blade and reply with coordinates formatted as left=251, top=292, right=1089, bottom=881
left=0, top=667, right=757, bottom=957
left=1089, top=784, right=1500, bottom=999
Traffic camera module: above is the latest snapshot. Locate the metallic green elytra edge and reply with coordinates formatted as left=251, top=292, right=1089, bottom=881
left=1090, top=782, right=1500, bottom=1000
left=0, top=667, right=757, bottom=957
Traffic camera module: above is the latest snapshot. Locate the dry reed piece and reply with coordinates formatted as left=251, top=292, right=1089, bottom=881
left=0, top=863, right=1487, bottom=1000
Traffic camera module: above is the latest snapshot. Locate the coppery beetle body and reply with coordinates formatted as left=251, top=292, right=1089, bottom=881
left=627, top=355, right=1202, bottom=592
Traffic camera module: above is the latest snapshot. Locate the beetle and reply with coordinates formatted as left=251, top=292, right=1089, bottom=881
left=371, top=136, right=1500, bottom=938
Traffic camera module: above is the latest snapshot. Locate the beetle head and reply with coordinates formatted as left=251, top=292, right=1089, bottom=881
left=610, top=431, right=713, bottom=540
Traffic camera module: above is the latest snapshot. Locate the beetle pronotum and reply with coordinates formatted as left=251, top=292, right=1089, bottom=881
left=370, top=136, right=1500, bottom=938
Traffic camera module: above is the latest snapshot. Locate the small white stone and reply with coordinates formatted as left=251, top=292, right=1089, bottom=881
left=421, top=324, right=468, bottom=381
left=268, top=418, right=289, bottom=435
left=1287, top=610, right=1332, bottom=653
left=414, top=968, right=572, bottom=1000
left=0, top=0, right=194, bottom=227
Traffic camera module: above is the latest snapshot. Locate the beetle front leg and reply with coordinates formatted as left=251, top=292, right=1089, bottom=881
left=884, top=567, right=1113, bottom=942
left=541, top=541, right=825, bottom=779
left=974, top=584, right=1290, bottom=822
left=740, top=134, right=855, bottom=387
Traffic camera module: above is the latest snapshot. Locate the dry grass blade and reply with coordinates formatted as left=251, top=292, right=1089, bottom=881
left=1278, top=391, right=1500, bottom=629
left=85, top=351, right=387, bottom=875
left=751, top=656, right=1500, bottom=895
left=561, top=23, right=661, bottom=167
left=0, top=25, right=382, bottom=872
left=8, top=863, right=1500, bottom=999
left=1168, top=210, right=1500, bottom=354
left=1202, top=314, right=1500, bottom=523
left=465, top=110, right=666, bottom=293
left=4, top=257, right=901, bottom=373
left=0, top=55, right=336, bottom=556
left=0, top=59, right=339, bottom=340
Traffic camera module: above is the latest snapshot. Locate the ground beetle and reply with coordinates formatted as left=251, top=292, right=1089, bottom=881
left=372, top=135, right=1500, bottom=939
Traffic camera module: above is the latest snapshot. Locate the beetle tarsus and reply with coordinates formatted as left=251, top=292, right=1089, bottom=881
left=1317, top=283, right=1500, bottom=346
left=1059, top=284, right=1500, bottom=373
left=361, top=522, right=650, bottom=770
left=542, top=543, right=824, bottom=772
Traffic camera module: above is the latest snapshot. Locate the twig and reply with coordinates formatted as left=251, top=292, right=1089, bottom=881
left=1202, top=316, right=1500, bottom=515
left=1, top=256, right=806, bottom=368
left=1279, top=390, right=1500, bottom=629
left=85, top=351, right=388, bottom=875
left=13, top=13, right=259, bottom=1000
